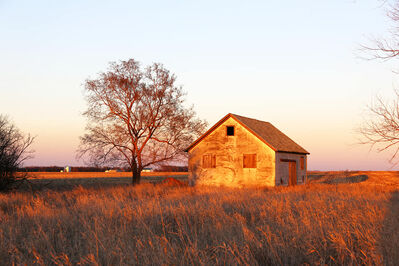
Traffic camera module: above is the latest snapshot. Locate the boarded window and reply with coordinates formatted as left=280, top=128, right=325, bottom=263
left=203, top=154, right=216, bottom=168
left=243, top=154, right=257, bottom=168
left=226, top=126, right=235, bottom=136
left=300, top=157, right=305, bottom=170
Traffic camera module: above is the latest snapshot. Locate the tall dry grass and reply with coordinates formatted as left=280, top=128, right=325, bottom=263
left=1, top=175, right=398, bottom=265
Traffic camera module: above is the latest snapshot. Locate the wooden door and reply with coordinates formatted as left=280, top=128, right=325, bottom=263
left=288, top=161, right=297, bottom=186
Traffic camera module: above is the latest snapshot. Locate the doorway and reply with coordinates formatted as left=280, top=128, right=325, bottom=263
left=280, top=159, right=297, bottom=186
left=288, top=161, right=297, bottom=186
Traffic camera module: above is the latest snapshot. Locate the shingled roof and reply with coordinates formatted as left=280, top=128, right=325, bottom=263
left=186, top=113, right=309, bottom=154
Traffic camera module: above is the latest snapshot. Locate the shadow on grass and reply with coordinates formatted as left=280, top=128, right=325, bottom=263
left=379, top=190, right=399, bottom=265
left=308, top=172, right=369, bottom=184
left=15, top=175, right=189, bottom=192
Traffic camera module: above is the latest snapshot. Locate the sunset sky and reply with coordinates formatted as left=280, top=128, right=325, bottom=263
left=1, top=0, right=399, bottom=170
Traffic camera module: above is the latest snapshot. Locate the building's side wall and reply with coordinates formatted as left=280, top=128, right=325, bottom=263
left=188, top=117, right=275, bottom=187
left=275, top=152, right=307, bottom=186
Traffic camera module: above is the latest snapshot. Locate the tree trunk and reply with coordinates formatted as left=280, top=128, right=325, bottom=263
left=132, top=169, right=141, bottom=185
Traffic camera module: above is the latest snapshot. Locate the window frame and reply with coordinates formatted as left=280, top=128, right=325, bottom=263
left=300, top=157, right=305, bottom=170
left=243, top=154, right=257, bottom=168
left=203, top=154, right=216, bottom=168
left=226, top=126, right=235, bottom=136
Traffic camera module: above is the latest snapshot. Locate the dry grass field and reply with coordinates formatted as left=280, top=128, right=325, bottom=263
left=0, top=171, right=398, bottom=265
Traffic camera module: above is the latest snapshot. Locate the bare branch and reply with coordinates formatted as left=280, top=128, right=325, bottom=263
left=359, top=89, right=399, bottom=165
left=361, top=1, right=399, bottom=63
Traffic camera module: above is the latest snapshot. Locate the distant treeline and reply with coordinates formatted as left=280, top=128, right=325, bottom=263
left=19, top=165, right=188, bottom=172
left=18, top=166, right=121, bottom=172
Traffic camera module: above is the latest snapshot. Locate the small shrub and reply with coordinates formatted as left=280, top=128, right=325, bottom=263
left=0, top=115, right=34, bottom=192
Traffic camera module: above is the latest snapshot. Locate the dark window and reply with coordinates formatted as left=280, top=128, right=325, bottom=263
left=243, top=154, right=257, bottom=168
left=227, top=126, right=235, bottom=136
left=203, top=154, right=216, bottom=168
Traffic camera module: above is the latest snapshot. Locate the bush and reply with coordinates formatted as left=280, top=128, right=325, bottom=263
left=0, top=115, right=34, bottom=191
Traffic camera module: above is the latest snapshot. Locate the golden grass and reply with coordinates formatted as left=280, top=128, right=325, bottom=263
left=1, top=171, right=398, bottom=265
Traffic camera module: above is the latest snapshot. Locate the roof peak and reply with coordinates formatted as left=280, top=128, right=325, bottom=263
left=186, top=113, right=309, bottom=154
left=230, top=113, right=270, bottom=124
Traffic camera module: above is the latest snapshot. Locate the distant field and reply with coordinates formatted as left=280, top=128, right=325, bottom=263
left=21, top=171, right=188, bottom=179
left=20, top=170, right=399, bottom=186
left=17, top=171, right=188, bottom=190
left=1, top=171, right=398, bottom=264
left=308, top=170, right=399, bottom=187
left=17, top=170, right=399, bottom=190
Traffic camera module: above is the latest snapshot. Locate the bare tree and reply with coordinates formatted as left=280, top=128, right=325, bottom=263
left=78, top=59, right=207, bottom=185
left=0, top=115, right=34, bottom=191
left=362, top=1, right=399, bottom=61
left=359, top=1, right=399, bottom=164
left=359, top=92, right=399, bottom=164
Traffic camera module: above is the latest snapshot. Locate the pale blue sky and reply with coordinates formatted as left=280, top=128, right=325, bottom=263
left=1, top=0, right=398, bottom=169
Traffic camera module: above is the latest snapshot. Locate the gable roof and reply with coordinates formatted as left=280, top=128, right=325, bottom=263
left=186, top=113, right=309, bottom=154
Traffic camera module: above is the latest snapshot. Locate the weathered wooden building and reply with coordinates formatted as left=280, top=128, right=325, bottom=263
left=186, top=113, right=309, bottom=187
